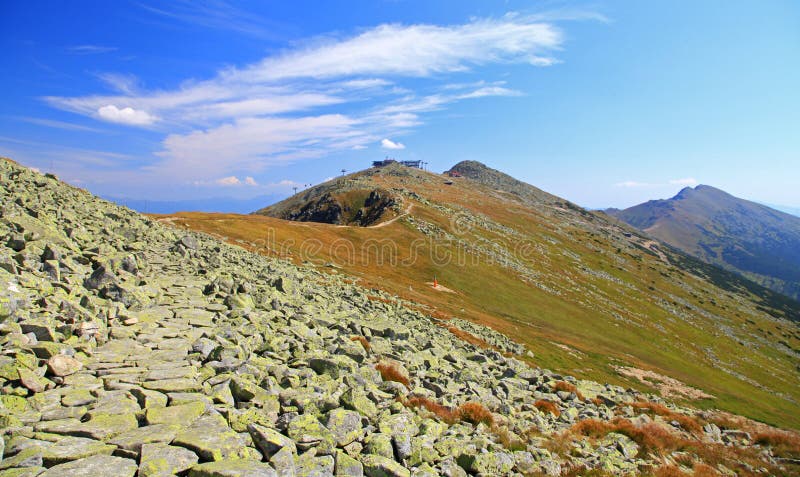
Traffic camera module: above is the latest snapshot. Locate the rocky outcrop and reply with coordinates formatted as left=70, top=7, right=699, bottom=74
left=276, top=189, right=397, bottom=226
left=0, top=159, right=796, bottom=476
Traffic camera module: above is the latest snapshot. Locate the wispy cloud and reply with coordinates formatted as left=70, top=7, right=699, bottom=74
left=67, top=45, right=117, bottom=55
left=43, top=14, right=580, bottom=187
left=137, top=0, right=292, bottom=41
left=97, top=73, right=140, bottom=95
left=228, top=17, right=561, bottom=82
left=16, top=116, right=103, bottom=132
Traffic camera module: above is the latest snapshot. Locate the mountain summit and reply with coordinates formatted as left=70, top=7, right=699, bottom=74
left=607, top=185, right=800, bottom=300
left=446, top=160, right=561, bottom=205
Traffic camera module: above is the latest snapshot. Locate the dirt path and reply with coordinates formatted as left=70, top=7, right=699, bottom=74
left=369, top=203, right=413, bottom=228
left=642, top=240, right=669, bottom=264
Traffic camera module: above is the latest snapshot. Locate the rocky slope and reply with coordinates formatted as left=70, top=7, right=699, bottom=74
left=256, top=171, right=403, bottom=226
left=2, top=158, right=799, bottom=476
left=163, top=162, right=800, bottom=431
left=605, top=185, right=800, bottom=301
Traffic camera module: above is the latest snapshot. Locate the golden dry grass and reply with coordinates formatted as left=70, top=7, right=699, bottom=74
left=572, top=418, right=685, bottom=456
left=458, top=401, right=494, bottom=426
left=350, top=335, right=370, bottom=352
left=553, top=380, right=586, bottom=400
left=654, top=465, right=689, bottom=477
left=753, top=429, right=800, bottom=458
left=375, top=361, right=410, bottom=388
left=440, top=322, right=495, bottom=350
left=534, top=399, right=561, bottom=417
left=403, top=396, right=493, bottom=426
left=630, top=401, right=704, bottom=435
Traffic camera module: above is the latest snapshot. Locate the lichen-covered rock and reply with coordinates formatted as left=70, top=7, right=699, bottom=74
left=360, top=454, right=410, bottom=477
left=138, top=443, right=199, bottom=477
left=363, top=433, right=394, bottom=459
left=38, top=454, right=137, bottom=477
left=296, top=452, right=335, bottom=476
left=325, top=408, right=364, bottom=447
left=287, top=413, right=337, bottom=456
left=39, top=436, right=115, bottom=466
left=458, top=451, right=515, bottom=475
left=144, top=400, right=205, bottom=426
left=173, top=415, right=253, bottom=461
left=108, top=424, right=181, bottom=457
left=188, top=459, right=277, bottom=477
left=335, top=450, right=364, bottom=477
left=248, top=423, right=297, bottom=460
left=0, top=447, right=43, bottom=471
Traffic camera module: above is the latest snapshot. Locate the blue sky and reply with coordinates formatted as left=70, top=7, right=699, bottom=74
left=2, top=1, right=799, bottom=212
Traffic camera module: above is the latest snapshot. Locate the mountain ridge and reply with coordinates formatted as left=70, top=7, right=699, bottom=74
left=161, top=160, right=800, bottom=430
left=606, top=184, right=800, bottom=300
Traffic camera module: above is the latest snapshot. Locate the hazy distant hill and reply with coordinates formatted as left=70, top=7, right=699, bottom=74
left=606, top=185, right=800, bottom=300
left=104, top=194, right=284, bottom=214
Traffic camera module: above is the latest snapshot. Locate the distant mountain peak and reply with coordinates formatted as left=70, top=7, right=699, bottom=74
left=609, top=184, right=800, bottom=300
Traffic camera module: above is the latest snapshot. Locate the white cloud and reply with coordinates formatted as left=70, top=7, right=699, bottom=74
left=457, top=86, right=523, bottom=99
left=669, top=177, right=698, bottom=186
left=156, top=114, right=361, bottom=178
left=352, top=144, right=367, bottom=150
left=210, top=175, right=267, bottom=187
left=340, top=79, right=392, bottom=89
left=97, top=105, right=157, bottom=126
left=216, top=176, right=240, bottom=186
left=614, top=181, right=655, bottom=188
left=381, top=138, right=405, bottom=150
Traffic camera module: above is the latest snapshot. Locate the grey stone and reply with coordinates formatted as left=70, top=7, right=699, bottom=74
left=39, top=455, right=137, bottom=477
left=360, top=454, right=410, bottom=477
left=188, top=459, right=277, bottom=477
left=138, top=444, right=200, bottom=477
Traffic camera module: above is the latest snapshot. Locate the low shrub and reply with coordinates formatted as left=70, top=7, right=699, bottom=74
left=571, top=418, right=685, bottom=457
left=404, top=397, right=494, bottom=427
left=553, top=380, right=585, bottom=400
left=350, top=335, right=370, bottom=352
left=753, top=429, right=800, bottom=458
left=405, top=396, right=457, bottom=424
left=653, top=464, right=689, bottom=477
left=534, top=399, right=561, bottom=417
left=375, top=361, right=410, bottom=389
left=458, top=401, right=494, bottom=426
left=630, top=401, right=703, bottom=435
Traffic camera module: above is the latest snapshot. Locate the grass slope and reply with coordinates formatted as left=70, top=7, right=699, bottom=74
left=154, top=164, right=800, bottom=429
